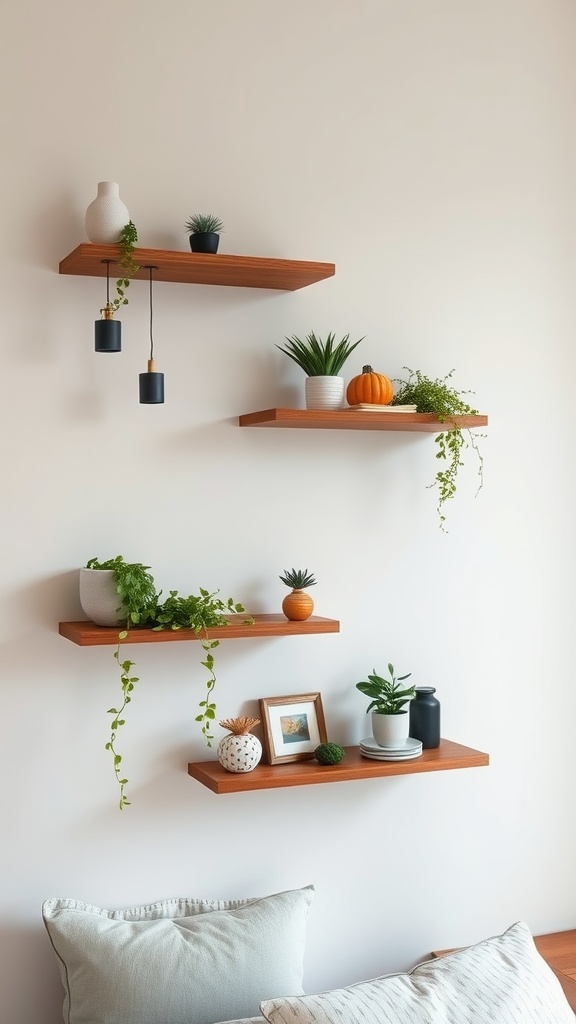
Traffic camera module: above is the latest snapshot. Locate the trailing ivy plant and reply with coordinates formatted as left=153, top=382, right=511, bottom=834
left=85, top=556, right=251, bottom=809
left=146, top=587, right=250, bottom=745
left=391, top=368, right=484, bottom=531
left=112, top=220, right=139, bottom=312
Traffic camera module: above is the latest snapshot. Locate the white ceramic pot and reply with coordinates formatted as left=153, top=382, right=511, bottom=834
left=79, top=568, right=126, bottom=627
left=371, top=710, right=410, bottom=748
left=218, top=733, right=262, bottom=773
left=85, top=181, right=130, bottom=244
left=305, top=375, right=344, bottom=410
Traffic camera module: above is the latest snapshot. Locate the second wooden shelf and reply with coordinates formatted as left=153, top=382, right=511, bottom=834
left=238, top=409, right=488, bottom=432
left=58, top=613, right=340, bottom=646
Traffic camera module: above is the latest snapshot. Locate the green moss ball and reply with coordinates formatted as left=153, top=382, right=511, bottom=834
left=314, top=742, right=346, bottom=765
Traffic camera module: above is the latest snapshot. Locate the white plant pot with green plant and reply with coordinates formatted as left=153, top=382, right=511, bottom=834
left=356, top=663, right=415, bottom=748
left=80, top=569, right=120, bottom=626
left=277, top=331, right=364, bottom=410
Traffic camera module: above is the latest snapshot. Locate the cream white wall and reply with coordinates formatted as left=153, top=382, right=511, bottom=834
left=1, top=1, right=575, bottom=1021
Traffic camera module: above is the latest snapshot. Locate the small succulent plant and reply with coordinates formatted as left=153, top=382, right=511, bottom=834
left=279, top=568, right=317, bottom=590
left=276, top=331, right=364, bottom=377
left=185, top=213, right=224, bottom=235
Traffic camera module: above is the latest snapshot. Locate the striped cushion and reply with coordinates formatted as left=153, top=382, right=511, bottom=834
left=260, top=922, right=575, bottom=1024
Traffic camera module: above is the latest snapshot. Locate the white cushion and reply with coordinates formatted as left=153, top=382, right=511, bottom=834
left=42, top=885, right=314, bottom=1024
left=260, top=921, right=574, bottom=1024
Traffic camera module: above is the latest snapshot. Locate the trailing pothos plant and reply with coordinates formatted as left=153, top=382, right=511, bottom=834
left=85, top=556, right=252, bottom=809
left=112, top=220, right=139, bottom=312
left=391, top=368, right=485, bottom=531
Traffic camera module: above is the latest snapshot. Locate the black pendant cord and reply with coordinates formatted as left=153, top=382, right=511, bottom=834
left=139, top=264, right=164, bottom=404
left=105, top=259, right=111, bottom=306
left=148, top=265, right=154, bottom=361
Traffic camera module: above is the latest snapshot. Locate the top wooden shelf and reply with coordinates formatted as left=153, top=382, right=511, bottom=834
left=238, top=408, right=488, bottom=432
left=59, top=244, right=335, bottom=291
left=58, top=613, right=340, bottom=647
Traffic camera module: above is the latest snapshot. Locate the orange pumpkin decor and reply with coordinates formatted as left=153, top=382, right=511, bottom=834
left=346, top=365, right=394, bottom=406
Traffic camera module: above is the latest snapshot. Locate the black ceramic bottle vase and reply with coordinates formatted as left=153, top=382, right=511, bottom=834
left=409, top=687, right=440, bottom=748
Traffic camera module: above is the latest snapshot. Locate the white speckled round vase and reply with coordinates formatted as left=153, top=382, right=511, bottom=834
left=371, top=710, right=410, bottom=748
left=218, top=733, right=262, bottom=773
left=79, top=568, right=126, bottom=627
left=305, top=375, right=344, bottom=410
left=85, top=181, right=130, bottom=244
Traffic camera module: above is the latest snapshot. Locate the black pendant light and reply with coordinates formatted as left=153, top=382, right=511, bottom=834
left=139, top=266, right=165, bottom=404
left=94, top=259, right=121, bottom=352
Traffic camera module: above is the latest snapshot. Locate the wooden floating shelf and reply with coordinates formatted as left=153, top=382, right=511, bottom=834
left=239, top=408, right=488, bottom=432
left=58, top=614, right=340, bottom=647
left=59, top=244, right=335, bottom=291
left=188, top=739, right=489, bottom=794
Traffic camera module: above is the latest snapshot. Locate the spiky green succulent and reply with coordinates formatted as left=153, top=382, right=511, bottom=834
left=279, top=568, right=317, bottom=590
left=185, top=213, right=224, bottom=235
left=277, top=331, right=363, bottom=377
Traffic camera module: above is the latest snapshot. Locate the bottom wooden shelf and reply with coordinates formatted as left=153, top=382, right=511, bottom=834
left=188, top=739, right=489, bottom=794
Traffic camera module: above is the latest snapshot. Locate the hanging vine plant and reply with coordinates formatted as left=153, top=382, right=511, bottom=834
left=391, top=368, right=485, bottom=531
left=84, top=556, right=252, bottom=809
left=112, top=220, right=140, bottom=311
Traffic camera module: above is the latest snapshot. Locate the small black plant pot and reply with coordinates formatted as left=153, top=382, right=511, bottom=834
left=189, top=232, right=220, bottom=254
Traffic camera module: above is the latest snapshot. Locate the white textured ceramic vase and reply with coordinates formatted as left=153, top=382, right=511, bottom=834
left=85, top=181, right=130, bottom=244
left=79, top=568, right=126, bottom=627
left=371, top=710, right=410, bottom=749
left=305, top=375, right=344, bottom=410
left=218, top=733, right=262, bottom=773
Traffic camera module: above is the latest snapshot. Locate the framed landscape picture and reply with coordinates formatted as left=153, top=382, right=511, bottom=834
left=259, top=692, right=327, bottom=764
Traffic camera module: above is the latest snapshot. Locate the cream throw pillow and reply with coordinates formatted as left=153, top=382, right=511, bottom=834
left=260, top=921, right=574, bottom=1024
left=42, top=885, right=314, bottom=1024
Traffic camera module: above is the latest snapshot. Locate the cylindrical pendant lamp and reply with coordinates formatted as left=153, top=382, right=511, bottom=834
left=139, top=266, right=165, bottom=404
left=95, top=260, right=121, bottom=352
left=139, top=359, right=165, bottom=404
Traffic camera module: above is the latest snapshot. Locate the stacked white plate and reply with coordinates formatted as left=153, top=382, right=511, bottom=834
left=360, top=736, right=423, bottom=761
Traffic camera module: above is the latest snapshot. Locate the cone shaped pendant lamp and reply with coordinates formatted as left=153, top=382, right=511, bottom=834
left=139, top=266, right=165, bottom=404
left=95, top=260, right=121, bottom=352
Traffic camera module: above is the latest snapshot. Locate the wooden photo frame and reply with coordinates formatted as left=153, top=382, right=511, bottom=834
left=258, top=692, right=327, bottom=764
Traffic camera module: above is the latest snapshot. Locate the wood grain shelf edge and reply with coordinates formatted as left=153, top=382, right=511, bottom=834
left=58, top=613, right=340, bottom=646
left=238, top=409, right=488, bottom=432
left=187, top=739, right=489, bottom=794
left=59, top=244, right=335, bottom=291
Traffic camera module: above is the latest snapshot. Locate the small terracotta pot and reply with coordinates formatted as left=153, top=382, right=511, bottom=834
left=282, top=589, right=314, bottom=621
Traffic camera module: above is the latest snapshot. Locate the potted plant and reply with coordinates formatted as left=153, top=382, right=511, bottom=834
left=276, top=331, right=364, bottom=410
left=79, top=556, right=251, bottom=808
left=356, top=663, right=415, bottom=748
left=391, top=367, right=485, bottom=530
left=279, top=567, right=317, bottom=621
left=185, top=213, right=224, bottom=254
